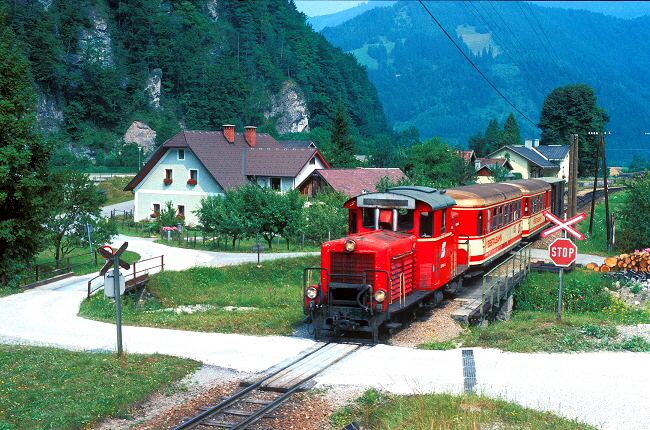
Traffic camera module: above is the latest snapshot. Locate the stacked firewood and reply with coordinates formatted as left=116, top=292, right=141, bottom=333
left=587, top=252, right=650, bottom=273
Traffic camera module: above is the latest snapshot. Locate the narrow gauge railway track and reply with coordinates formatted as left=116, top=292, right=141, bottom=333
left=173, top=342, right=361, bottom=429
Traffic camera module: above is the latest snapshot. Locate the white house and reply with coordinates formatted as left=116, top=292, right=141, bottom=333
left=123, top=125, right=329, bottom=225
left=488, top=140, right=570, bottom=179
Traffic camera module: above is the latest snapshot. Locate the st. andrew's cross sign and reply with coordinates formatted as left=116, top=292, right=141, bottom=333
left=97, top=242, right=130, bottom=275
left=541, top=211, right=587, bottom=241
left=96, top=242, right=130, bottom=356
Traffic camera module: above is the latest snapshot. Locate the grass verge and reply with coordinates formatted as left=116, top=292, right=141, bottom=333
left=96, top=176, right=135, bottom=206
left=0, top=344, right=199, bottom=430
left=330, top=388, right=595, bottom=429
left=577, top=189, right=625, bottom=256
left=419, top=269, right=650, bottom=353
left=79, top=255, right=319, bottom=335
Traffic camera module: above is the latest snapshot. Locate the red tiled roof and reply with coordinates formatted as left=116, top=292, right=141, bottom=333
left=315, top=168, right=405, bottom=196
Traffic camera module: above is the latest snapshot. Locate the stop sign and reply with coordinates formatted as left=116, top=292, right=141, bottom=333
left=548, top=238, right=577, bottom=267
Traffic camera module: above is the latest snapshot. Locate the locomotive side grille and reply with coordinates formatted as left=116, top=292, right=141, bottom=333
left=330, top=252, right=376, bottom=285
left=390, top=252, right=415, bottom=303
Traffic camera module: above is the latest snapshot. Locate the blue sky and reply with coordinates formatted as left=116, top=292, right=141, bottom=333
left=294, top=1, right=367, bottom=17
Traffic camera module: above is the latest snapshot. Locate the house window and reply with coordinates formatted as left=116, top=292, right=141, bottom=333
left=309, top=158, right=316, bottom=165
left=177, top=205, right=185, bottom=216
left=165, top=169, right=173, bottom=180
left=188, top=169, right=198, bottom=185
left=270, top=177, right=281, bottom=190
left=152, top=203, right=160, bottom=216
left=178, top=149, right=185, bottom=160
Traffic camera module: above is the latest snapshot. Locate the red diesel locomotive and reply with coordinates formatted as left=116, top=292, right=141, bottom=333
left=303, top=178, right=564, bottom=343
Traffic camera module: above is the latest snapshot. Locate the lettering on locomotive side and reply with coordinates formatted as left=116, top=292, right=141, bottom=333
left=486, top=234, right=503, bottom=248
left=532, top=215, right=544, bottom=225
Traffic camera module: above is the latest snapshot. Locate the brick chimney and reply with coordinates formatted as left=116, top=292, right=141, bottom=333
left=223, top=124, right=235, bottom=143
left=245, top=126, right=257, bottom=147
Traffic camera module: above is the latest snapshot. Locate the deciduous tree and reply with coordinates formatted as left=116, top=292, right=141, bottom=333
left=0, top=12, right=52, bottom=285
left=539, top=84, right=609, bottom=176
left=43, top=170, right=116, bottom=262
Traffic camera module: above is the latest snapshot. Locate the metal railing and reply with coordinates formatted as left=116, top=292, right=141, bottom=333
left=480, top=243, right=532, bottom=319
left=2, top=251, right=99, bottom=289
left=87, top=255, right=164, bottom=297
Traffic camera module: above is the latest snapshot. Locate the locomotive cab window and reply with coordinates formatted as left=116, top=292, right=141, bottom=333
left=362, top=208, right=375, bottom=228
left=349, top=212, right=358, bottom=234
left=397, top=209, right=414, bottom=231
left=441, top=209, right=447, bottom=234
left=419, top=212, right=433, bottom=237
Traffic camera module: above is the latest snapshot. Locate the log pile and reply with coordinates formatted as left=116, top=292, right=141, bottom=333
left=587, top=252, right=650, bottom=273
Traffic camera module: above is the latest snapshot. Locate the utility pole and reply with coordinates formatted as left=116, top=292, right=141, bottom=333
left=567, top=134, right=579, bottom=219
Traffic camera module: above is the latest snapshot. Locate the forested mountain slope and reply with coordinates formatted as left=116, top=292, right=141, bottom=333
left=320, top=1, right=650, bottom=165
left=3, top=0, right=389, bottom=161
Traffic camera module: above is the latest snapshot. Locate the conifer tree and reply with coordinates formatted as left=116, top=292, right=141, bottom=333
left=502, top=112, right=522, bottom=147
left=327, top=103, right=357, bottom=167
left=0, top=10, right=52, bottom=285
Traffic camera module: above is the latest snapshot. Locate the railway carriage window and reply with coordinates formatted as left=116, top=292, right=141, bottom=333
left=487, top=209, right=491, bottom=233
left=362, top=208, right=375, bottom=228
left=523, top=198, right=529, bottom=216
left=419, top=212, right=433, bottom=237
left=504, top=204, right=509, bottom=225
left=397, top=209, right=414, bottom=231
left=492, top=207, right=497, bottom=231
left=477, top=211, right=483, bottom=236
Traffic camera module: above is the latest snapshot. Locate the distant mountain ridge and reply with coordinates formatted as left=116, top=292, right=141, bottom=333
left=318, top=1, right=650, bottom=165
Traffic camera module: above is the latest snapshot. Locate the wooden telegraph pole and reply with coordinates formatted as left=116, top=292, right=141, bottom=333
left=567, top=134, right=579, bottom=219
left=587, top=132, right=612, bottom=251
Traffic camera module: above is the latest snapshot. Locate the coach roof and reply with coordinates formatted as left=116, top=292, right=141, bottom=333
left=445, top=182, right=523, bottom=207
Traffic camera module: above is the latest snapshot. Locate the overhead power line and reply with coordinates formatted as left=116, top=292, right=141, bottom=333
left=461, top=0, right=551, bottom=97
left=417, top=0, right=538, bottom=128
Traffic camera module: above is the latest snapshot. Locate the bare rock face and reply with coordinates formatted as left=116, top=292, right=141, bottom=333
left=36, top=92, right=63, bottom=134
left=265, top=80, right=310, bottom=134
left=76, top=10, right=114, bottom=67
left=207, top=0, right=219, bottom=22
left=124, top=121, right=157, bottom=151
left=146, top=69, right=162, bottom=110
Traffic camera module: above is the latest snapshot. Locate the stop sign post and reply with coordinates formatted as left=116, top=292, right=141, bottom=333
left=548, top=238, right=577, bottom=267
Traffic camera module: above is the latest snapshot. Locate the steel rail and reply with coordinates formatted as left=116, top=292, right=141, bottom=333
left=172, top=343, right=332, bottom=430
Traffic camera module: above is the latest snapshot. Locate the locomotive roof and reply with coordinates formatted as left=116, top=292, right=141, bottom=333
left=350, top=186, right=456, bottom=211
left=445, top=182, right=523, bottom=207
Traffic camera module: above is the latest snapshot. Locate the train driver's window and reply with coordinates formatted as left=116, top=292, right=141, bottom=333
left=441, top=209, right=447, bottom=234
left=362, top=208, right=375, bottom=228
left=419, top=212, right=433, bottom=237
left=477, top=211, right=483, bottom=236
left=398, top=209, right=414, bottom=231
left=349, top=212, right=358, bottom=234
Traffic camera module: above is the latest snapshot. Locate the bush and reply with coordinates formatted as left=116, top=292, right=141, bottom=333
left=515, top=270, right=613, bottom=313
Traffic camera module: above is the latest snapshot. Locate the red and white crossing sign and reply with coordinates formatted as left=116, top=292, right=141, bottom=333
left=540, top=211, right=586, bottom=240
left=548, top=238, right=578, bottom=266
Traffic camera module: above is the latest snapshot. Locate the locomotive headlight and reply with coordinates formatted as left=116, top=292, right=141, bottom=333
left=374, top=289, right=386, bottom=303
left=344, top=239, right=357, bottom=252
left=306, top=286, right=318, bottom=299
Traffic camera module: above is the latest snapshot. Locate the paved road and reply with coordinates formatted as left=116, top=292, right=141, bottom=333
left=1, top=237, right=648, bottom=429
